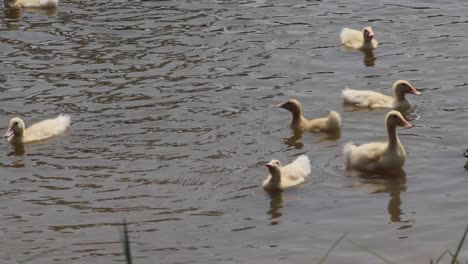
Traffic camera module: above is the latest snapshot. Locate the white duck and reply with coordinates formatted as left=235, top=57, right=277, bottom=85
left=262, top=155, right=311, bottom=191
left=343, top=111, right=412, bottom=174
left=5, top=114, right=70, bottom=144
left=278, top=99, right=341, bottom=132
left=342, top=80, right=421, bottom=109
left=6, top=0, right=57, bottom=9
left=340, top=26, right=378, bottom=50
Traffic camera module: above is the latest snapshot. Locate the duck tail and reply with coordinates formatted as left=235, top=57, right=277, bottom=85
left=327, top=111, right=342, bottom=131
left=341, top=87, right=354, bottom=102
left=56, top=114, right=71, bottom=132
left=291, top=155, right=311, bottom=176
left=343, top=142, right=356, bottom=162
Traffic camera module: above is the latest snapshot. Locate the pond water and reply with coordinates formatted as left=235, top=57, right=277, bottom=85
left=1, top=0, right=468, bottom=263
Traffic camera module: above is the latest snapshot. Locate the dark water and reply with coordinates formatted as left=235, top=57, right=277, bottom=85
left=1, top=0, right=468, bottom=263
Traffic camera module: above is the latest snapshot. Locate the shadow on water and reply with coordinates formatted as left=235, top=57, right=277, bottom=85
left=3, top=7, right=21, bottom=19
left=3, top=2, right=57, bottom=19
left=350, top=170, right=412, bottom=223
left=362, top=50, right=377, bottom=67
left=266, top=190, right=283, bottom=226
left=352, top=167, right=407, bottom=180
left=284, top=131, right=304, bottom=149
left=4, top=143, right=26, bottom=167
left=284, top=130, right=341, bottom=148
left=385, top=177, right=408, bottom=223
left=341, top=45, right=377, bottom=67
left=8, top=143, right=25, bottom=156
left=317, top=130, right=341, bottom=143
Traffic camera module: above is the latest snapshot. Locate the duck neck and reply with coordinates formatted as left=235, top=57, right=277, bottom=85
left=8, top=128, right=24, bottom=143
left=394, top=88, right=406, bottom=102
left=289, top=107, right=303, bottom=129
left=268, top=167, right=281, bottom=186
left=386, top=124, right=400, bottom=151
left=9, top=135, right=23, bottom=144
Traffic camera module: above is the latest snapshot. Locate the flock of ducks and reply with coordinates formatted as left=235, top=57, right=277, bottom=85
left=263, top=27, right=422, bottom=191
left=1, top=3, right=420, bottom=192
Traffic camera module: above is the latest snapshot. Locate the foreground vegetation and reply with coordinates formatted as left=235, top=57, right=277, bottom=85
left=120, top=221, right=468, bottom=264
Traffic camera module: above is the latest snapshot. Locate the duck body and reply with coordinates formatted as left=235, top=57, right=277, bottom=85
left=5, top=114, right=70, bottom=144
left=6, top=0, right=57, bottom=8
left=343, top=111, right=411, bottom=174
left=342, top=88, right=399, bottom=108
left=342, top=80, right=420, bottom=109
left=262, top=155, right=311, bottom=191
left=340, top=27, right=378, bottom=50
left=344, top=142, right=406, bottom=173
left=278, top=99, right=341, bottom=132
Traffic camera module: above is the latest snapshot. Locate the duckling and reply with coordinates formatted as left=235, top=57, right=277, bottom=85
left=5, top=114, right=70, bottom=144
left=342, top=80, right=421, bottom=109
left=343, top=111, right=412, bottom=174
left=263, top=155, right=311, bottom=191
left=340, top=26, right=378, bottom=50
left=278, top=99, right=341, bottom=132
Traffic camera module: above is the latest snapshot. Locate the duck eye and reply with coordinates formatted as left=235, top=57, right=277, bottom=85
left=13, top=122, right=18, bottom=125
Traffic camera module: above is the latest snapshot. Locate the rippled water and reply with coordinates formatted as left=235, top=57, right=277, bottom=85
left=1, top=0, right=468, bottom=263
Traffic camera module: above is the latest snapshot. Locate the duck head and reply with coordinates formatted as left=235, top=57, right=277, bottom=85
left=386, top=111, right=412, bottom=129
left=393, top=80, right=421, bottom=101
left=5, top=117, right=25, bottom=141
left=277, top=99, right=302, bottom=117
left=363, top=26, right=375, bottom=42
left=266, top=159, right=282, bottom=176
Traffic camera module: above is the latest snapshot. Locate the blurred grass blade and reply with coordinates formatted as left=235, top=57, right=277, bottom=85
left=317, top=232, right=347, bottom=264
left=433, top=250, right=453, bottom=264
left=450, top=225, right=468, bottom=264
left=347, top=238, right=393, bottom=264
left=121, top=220, right=133, bottom=264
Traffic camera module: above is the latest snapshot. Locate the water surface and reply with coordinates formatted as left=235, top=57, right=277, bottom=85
left=1, top=0, right=468, bottom=263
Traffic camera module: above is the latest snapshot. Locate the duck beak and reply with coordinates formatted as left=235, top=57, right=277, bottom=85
left=409, top=86, right=421, bottom=95
left=399, top=118, right=412, bottom=129
left=4, top=127, right=14, bottom=138
left=265, top=162, right=275, bottom=169
left=367, top=28, right=375, bottom=38
left=277, top=101, right=287, bottom=108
